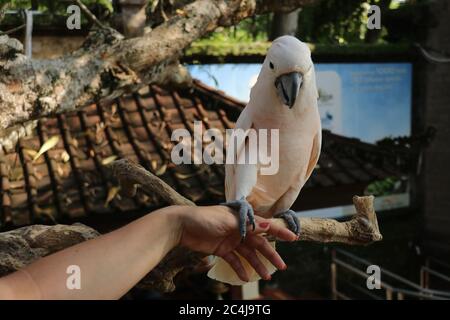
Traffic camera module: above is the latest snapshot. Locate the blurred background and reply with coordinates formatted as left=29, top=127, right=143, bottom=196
left=0, top=0, right=449, bottom=300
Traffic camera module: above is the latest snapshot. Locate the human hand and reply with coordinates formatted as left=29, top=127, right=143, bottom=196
left=171, top=205, right=297, bottom=281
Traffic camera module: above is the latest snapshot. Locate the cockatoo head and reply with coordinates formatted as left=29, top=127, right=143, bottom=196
left=264, top=36, right=313, bottom=109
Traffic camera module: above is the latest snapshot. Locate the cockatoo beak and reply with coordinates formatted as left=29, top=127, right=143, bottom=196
left=275, top=72, right=302, bottom=108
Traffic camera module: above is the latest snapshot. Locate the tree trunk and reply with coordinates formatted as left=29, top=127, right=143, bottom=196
left=269, top=9, right=300, bottom=40
left=421, top=0, right=450, bottom=256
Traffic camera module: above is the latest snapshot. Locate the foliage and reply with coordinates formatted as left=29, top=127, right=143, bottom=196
left=0, top=0, right=113, bottom=30
left=201, top=14, right=271, bottom=43
left=0, top=0, right=112, bottom=26
left=0, top=0, right=113, bottom=12
left=185, top=40, right=411, bottom=59
left=185, top=14, right=272, bottom=58
left=185, top=0, right=429, bottom=58
left=188, top=0, right=429, bottom=50
left=365, top=177, right=403, bottom=196
left=1, top=0, right=430, bottom=46
left=298, top=0, right=370, bottom=44
left=297, top=0, right=430, bottom=44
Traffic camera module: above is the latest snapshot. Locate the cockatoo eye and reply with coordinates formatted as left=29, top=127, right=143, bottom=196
left=269, top=62, right=274, bottom=70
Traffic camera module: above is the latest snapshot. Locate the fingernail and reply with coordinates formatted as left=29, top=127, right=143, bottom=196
left=259, top=222, right=270, bottom=229
left=282, top=264, right=287, bottom=270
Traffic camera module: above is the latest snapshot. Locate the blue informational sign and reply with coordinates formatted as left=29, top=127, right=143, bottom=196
left=189, top=62, right=413, bottom=217
left=189, top=63, right=412, bottom=144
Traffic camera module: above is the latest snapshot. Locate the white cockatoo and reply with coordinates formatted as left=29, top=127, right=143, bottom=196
left=207, top=36, right=322, bottom=285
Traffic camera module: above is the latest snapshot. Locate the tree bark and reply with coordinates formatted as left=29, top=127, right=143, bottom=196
left=269, top=9, right=300, bottom=40
left=0, top=0, right=316, bottom=149
left=0, top=159, right=382, bottom=292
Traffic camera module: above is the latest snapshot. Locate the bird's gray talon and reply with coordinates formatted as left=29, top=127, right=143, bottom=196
left=221, top=197, right=255, bottom=240
left=276, top=209, right=300, bottom=236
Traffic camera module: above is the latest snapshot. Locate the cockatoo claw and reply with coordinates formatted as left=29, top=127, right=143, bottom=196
left=276, top=209, right=300, bottom=236
left=221, top=197, right=255, bottom=240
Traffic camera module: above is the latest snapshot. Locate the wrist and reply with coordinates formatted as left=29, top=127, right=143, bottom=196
left=163, top=205, right=188, bottom=249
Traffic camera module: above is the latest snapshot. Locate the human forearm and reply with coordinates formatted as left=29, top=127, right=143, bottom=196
left=0, top=206, right=182, bottom=300
left=0, top=204, right=296, bottom=300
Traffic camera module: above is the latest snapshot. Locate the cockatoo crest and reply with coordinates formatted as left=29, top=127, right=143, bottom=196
left=252, top=36, right=316, bottom=110
left=264, top=35, right=313, bottom=79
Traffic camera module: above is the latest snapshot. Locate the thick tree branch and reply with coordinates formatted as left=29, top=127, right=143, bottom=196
left=0, top=224, right=100, bottom=276
left=111, top=159, right=382, bottom=290
left=0, top=0, right=316, bottom=147
left=111, top=159, right=382, bottom=247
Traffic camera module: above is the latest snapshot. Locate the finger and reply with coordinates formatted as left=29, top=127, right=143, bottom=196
left=246, top=235, right=287, bottom=270
left=248, top=217, right=271, bottom=234
left=248, top=205, right=255, bottom=231
left=236, top=245, right=270, bottom=280
left=265, top=218, right=298, bottom=241
left=222, top=251, right=249, bottom=282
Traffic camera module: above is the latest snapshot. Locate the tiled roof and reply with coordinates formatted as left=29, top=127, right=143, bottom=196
left=0, top=80, right=409, bottom=229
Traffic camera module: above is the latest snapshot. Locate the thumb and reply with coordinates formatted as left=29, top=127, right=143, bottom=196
left=248, top=217, right=271, bottom=234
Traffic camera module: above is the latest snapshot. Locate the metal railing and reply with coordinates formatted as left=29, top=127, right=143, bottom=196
left=421, top=257, right=450, bottom=292
left=331, top=249, right=450, bottom=300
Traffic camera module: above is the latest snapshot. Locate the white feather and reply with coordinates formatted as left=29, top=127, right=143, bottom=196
left=208, top=36, right=322, bottom=285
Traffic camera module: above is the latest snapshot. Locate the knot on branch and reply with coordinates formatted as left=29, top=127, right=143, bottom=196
left=349, top=195, right=383, bottom=244
left=81, top=27, right=124, bottom=50
left=215, top=0, right=257, bottom=27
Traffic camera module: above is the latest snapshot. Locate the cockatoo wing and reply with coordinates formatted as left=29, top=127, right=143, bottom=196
left=268, top=129, right=322, bottom=215
left=304, top=130, right=321, bottom=184
left=225, top=106, right=257, bottom=201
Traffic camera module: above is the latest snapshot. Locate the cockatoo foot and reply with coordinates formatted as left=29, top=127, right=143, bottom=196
left=221, top=197, right=255, bottom=240
left=276, top=210, right=300, bottom=236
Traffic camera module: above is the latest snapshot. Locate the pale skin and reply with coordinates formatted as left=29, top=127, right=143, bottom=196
left=0, top=205, right=297, bottom=300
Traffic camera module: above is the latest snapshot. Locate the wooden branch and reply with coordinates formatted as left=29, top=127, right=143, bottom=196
left=110, top=159, right=202, bottom=292
left=74, top=0, right=106, bottom=29
left=109, top=159, right=382, bottom=291
left=0, top=224, right=100, bottom=275
left=271, top=196, right=382, bottom=245
left=0, top=24, right=26, bottom=36
left=0, top=0, right=317, bottom=146
left=0, top=159, right=382, bottom=292
left=111, top=158, right=194, bottom=206
left=112, top=159, right=382, bottom=244
left=0, top=158, right=382, bottom=292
